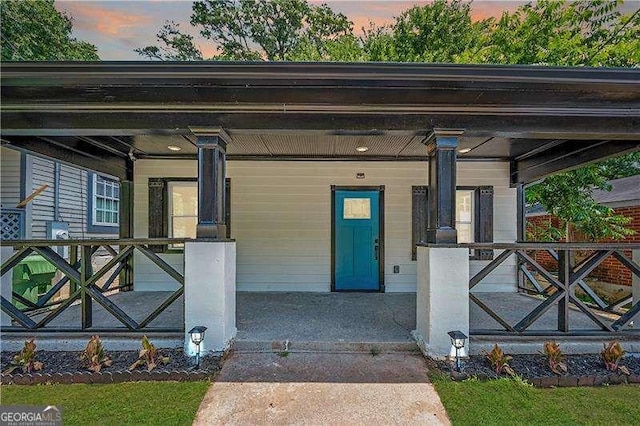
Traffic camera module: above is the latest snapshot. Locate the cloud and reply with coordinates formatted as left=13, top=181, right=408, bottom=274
left=57, top=2, right=151, bottom=37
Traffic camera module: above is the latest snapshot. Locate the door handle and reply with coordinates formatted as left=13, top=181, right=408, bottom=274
left=374, top=239, right=379, bottom=261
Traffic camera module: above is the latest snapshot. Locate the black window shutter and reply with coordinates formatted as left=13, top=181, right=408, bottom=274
left=148, top=178, right=166, bottom=252
left=225, top=178, right=231, bottom=238
left=475, top=186, right=494, bottom=260
left=411, top=186, right=429, bottom=260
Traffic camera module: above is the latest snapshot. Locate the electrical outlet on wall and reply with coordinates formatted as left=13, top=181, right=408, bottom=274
left=393, top=265, right=400, bottom=274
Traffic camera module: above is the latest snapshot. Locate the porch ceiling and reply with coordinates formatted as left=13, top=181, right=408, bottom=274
left=1, top=61, right=638, bottom=183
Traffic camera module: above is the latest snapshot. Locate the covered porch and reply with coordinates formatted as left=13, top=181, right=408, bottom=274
left=1, top=62, right=639, bottom=356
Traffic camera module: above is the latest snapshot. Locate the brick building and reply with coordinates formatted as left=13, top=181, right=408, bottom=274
left=527, top=175, right=640, bottom=286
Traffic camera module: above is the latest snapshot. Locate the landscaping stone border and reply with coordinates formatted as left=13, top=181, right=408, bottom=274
left=0, top=369, right=215, bottom=385
left=450, top=370, right=640, bottom=388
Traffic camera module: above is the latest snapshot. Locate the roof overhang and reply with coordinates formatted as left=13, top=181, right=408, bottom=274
left=1, top=61, right=639, bottom=183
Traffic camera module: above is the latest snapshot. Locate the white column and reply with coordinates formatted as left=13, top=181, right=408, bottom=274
left=184, top=241, right=236, bottom=355
left=633, top=250, right=639, bottom=321
left=413, top=246, right=469, bottom=358
left=1, top=246, right=14, bottom=327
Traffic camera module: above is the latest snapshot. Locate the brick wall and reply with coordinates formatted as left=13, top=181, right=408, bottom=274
left=526, top=205, right=640, bottom=287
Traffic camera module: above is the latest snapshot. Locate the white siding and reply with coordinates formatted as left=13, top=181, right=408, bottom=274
left=0, top=147, right=22, bottom=208
left=134, top=159, right=517, bottom=293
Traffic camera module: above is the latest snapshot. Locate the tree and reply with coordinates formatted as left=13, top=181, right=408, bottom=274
left=526, top=152, right=640, bottom=242
left=137, top=0, right=353, bottom=61
left=1, top=0, right=99, bottom=61
left=135, top=21, right=203, bottom=61
left=472, top=0, right=640, bottom=66
left=371, top=0, right=491, bottom=63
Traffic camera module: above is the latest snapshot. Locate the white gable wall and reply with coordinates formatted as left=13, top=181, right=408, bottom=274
left=133, top=160, right=517, bottom=293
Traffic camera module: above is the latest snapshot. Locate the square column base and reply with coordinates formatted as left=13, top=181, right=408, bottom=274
left=184, top=241, right=236, bottom=355
left=413, top=246, right=469, bottom=358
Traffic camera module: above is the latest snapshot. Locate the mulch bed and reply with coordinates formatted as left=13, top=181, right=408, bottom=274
left=0, top=348, right=222, bottom=385
left=436, top=353, right=640, bottom=388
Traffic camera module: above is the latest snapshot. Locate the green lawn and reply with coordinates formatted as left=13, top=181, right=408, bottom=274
left=432, top=375, right=640, bottom=425
left=0, top=381, right=210, bottom=425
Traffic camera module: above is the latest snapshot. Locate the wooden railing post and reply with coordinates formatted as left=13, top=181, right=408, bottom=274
left=557, top=249, right=570, bottom=332
left=81, top=245, right=93, bottom=329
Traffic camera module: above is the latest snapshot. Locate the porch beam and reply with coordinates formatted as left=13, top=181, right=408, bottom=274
left=192, top=127, right=231, bottom=239
left=425, top=129, right=463, bottom=244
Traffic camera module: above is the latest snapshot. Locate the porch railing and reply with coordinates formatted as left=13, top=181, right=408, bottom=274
left=1, top=238, right=187, bottom=333
left=466, top=242, right=640, bottom=336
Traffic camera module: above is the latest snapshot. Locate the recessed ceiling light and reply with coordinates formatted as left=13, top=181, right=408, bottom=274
left=458, top=148, right=472, bottom=154
left=356, top=146, right=369, bottom=152
left=167, top=145, right=182, bottom=151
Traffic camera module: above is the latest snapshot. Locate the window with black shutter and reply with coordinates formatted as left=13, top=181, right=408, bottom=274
left=148, top=177, right=231, bottom=252
left=411, top=185, right=493, bottom=260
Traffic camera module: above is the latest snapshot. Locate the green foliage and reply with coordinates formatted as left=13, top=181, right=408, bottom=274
left=1, top=0, right=98, bottom=61
left=541, top=341, right=568, bottom=375
left=129, top=335, right=171, bottom=372
left=526, top=152, right=639, bottom=242
left=79, top=335, right=112, bottom=373
left=485, top=344, right=514, bottom=376
left=601, top=341, right=626, bottom=372
left=432, top=376, right=640, bottom=425
left=381, top=0, right=491, bottom=63
left=138, top=0, right=640, bottom=67
left=135, top=21, right=202, bottom=61
left=138, top=0, right=352, bottom=61
left=1, top=382, right=211, bottom=425
left=3, top=338, right=44, bottom=374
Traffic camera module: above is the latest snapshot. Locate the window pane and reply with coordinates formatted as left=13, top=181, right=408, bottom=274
left=96, top=211, right=103, bottom=223
left=343, top=198, right=371, bottom=219
left=104, top=212, right=112, bottom=223
left=172, top=216, right=197, bottom=239
left=456, top=191, right=473, bottom=222
left=113, top=212, right=119, bottom=224
left=171, top=184, right=198, bottom=216
left=457, top=223, right=472, bottom=244
left=105, top=199, right=112, bottom=210
left=113, top=200, right=119, bottom=213
left=96, top=198, right=104, bottom=209
left=114, top=185, right=120, bottom=198
left=97, top=181, right=105, bottom=196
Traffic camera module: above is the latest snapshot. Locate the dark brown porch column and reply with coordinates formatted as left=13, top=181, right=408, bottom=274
left=425, top=129, right=463, bottom=244
left=192, top=128, right=231, bottom=238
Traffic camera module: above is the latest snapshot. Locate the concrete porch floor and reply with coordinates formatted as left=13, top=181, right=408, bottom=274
left=15, top=291, right=631, bottom=347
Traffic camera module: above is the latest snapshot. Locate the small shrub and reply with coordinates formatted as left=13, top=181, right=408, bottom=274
left=370, top=347, right=380, bottom=357
left=541, top=341, right=567, bottom=375
left=129, top=335, right=170, bottom=372
left=485, top=344, right=514, bottom=376
left=3, top=338, right=43, bottom=374
left=601, top=341, right=629, bottom=375
left=80, top=335, right=112, bottom=373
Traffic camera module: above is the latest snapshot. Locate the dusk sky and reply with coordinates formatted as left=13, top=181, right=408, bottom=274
left=53, top=1, right=637, bottom=60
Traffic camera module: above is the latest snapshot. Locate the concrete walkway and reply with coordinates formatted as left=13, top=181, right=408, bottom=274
left=194, top=352, right=450, bottom=425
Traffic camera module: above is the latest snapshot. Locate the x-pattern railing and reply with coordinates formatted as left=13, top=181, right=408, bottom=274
left=1, top=239, right=186, bottom=333
left=466, top=243, right=640, bottom=336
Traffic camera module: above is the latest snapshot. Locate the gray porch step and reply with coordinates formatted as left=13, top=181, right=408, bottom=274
left=231, top=339, right=419, bottom=354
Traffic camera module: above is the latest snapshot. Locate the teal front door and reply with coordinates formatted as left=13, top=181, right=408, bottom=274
left=333, top=189, right=381, bottom=291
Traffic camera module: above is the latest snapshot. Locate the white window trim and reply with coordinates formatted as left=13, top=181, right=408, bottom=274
left=92, top=174, right=120, bottom=227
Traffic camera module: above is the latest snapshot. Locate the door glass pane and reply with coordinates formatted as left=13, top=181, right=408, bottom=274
left=343, top=198, right=371, bottom=219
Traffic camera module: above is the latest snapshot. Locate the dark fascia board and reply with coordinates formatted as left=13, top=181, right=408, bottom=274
left=2, top=61, right=639, bottom=85
left=512, top=140, right=640, bottom=185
